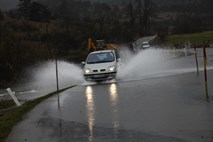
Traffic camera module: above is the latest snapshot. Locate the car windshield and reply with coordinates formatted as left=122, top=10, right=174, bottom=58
left=142, top=42, right=149, bottom=45
left=87, top=52, right=115, bottom=64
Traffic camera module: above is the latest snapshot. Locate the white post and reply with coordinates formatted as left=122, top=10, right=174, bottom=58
left=184, top=48, right=187, bottom=56
left=184, top=40, right=190, bottom=56
left=6, top=88, right=21, bottom=107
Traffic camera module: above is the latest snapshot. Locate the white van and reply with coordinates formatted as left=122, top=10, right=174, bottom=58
left=82, top=50, right=119, bottom=82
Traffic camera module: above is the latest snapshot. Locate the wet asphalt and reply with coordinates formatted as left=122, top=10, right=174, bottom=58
left=4, top=48, right=213, bottom=142
left=5, top=69, right=213, bottom=142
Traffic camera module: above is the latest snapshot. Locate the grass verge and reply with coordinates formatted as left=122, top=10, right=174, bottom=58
left=0, top=100, right=16, bottom=110
left=167, top=31, right=213, bottom=45
left=0, top=86, right=76, bottom=142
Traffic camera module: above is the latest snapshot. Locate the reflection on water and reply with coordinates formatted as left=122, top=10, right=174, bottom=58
left=109, top=83, right=118, bottom=108
left=109, top=83, right=120, bottom=140
left=85, top=84, right=120, bottom=141
left=57, top=93, right=61, bottom=110
left=85, top=86, right=95, bottom=142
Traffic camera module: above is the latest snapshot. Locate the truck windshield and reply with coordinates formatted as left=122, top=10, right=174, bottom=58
left=87, top=52, right=115, bottom=64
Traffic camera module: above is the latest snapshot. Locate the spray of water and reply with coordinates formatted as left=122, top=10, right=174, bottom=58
left=117, top=47, right=190, bottom=81
left=27, top=61, right=84, bottom=90
left=20, top=47, right=206, bottom=91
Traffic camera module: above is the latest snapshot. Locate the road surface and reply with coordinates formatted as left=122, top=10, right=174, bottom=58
left=5, top=70, right=213, bottom=142
left=5, top=48, right=213, bottom=142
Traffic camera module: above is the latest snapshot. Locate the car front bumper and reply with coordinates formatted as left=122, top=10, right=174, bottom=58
left=84, top=72, right=117, bottom=81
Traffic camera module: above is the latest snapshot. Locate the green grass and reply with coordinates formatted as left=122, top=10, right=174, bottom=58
left=167, top=31, right=213, bottom=45
left=0, top=86, right=75, bottom=142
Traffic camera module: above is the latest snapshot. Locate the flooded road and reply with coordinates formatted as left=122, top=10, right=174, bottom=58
left=6, top=70, right=213, bottom=142
left=1, top=47, right=213, bottom=102
left=4, top=48, right=213, bottom=142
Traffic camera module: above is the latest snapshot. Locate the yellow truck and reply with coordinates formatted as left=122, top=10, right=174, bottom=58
left=87, top=38, right=119, bottom=52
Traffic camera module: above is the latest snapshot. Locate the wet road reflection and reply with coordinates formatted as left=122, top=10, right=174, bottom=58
left=5, top=69, right=213, bottom=142
left=109, top=83, right=120, bottom=141
left=109, top=83, right=118, bottom=108
left=85, top=83, right=121, bottom=141
left=85, top=86, right=95, bottom=142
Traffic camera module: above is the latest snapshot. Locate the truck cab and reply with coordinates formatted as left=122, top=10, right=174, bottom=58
left=83, top=50, right=119, bottom=82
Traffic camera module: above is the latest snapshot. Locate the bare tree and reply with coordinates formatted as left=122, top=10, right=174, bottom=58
left=128, top=2, right=135, bottom=26
left=92, top=3, right=111, bottom=38
left=143, top=0, right=148, bottom=35
left=18, top=0, right=32, bottom=18
left=137, top=0, right=143, bottom=25
left=132, top=0, right=155, bottom=35
left=57, top=0, right=72, bottom=33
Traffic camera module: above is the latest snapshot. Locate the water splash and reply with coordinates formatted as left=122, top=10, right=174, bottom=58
left=26, top=61, right=84, bottom=90
left=117, top=47, right=191, bottom=81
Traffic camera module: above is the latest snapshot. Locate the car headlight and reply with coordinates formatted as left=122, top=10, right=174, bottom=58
left=108, top=66, right=115, bottom=71
left=84, top=68, right=91, bottom=74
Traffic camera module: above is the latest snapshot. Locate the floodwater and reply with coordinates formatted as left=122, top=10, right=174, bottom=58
left=5, top=70, right=213, bottom=142
left=1, top=47, right=213, bottom=100
left=117, top=47, right=213, bottom=81
left=5, top=47, right=213, bottom=142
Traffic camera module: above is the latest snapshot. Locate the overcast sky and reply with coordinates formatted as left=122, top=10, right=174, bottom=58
left=0, top=0, right=19, bottom=11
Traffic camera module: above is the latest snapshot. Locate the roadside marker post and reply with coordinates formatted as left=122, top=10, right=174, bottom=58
left=55, top=56, right=59, bottom=92
left=203, top=43, right=209, bottom=102
left=193, top=47, right=199, bottom=76
left=184, top=48, right=187, bottom=56
left=55, top=56, right=60, bottom=110
left=6, top=88, right=22, bottom=107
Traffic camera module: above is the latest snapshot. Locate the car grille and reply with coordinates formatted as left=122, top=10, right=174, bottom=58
left=93, top=69, right=106, bottom=72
